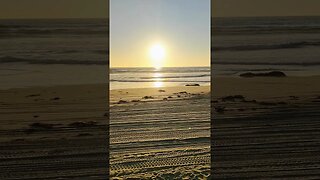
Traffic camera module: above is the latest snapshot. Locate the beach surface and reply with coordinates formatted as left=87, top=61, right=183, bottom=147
left=1, top=76, right=320, bottom=179
left=0, top=84, right=211, bottom=179
left=0, top=84, right=108, bottom=179
left=110, top=86, right=211, bottom=179
left=212, top=76, right=320, bottom=179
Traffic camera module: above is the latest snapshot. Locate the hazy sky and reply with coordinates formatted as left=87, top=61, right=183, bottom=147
left=110, top=0, right=210, bottom=68
left=0, top=0, right=108, bottom=19
left=212, top=0, right=320, bottom=17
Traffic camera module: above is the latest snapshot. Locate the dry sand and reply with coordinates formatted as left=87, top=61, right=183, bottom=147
left=0, top=84, right=108, bottom=179
left=212, top=76, right=320, bottom=179
left=0, top=84, right=211, bottom=179
left=1, top=76, right=320, bottom=179
left=110, top=86, right=211, bottom=179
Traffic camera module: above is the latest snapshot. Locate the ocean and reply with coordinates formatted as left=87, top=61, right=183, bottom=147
left=0, top=19, right=108, bottom=89
left=212, top=16, right=320, bottom=77
left=110, top=67, right=210, bottom=90
left=1, top=17, right=319, bottom=89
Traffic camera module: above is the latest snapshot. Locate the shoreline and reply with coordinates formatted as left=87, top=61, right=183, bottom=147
left=2, top=74, right=319, bottom=92
left=110, top=85, right=210, bottom=105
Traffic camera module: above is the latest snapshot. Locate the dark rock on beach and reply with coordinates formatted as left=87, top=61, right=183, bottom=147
left=143, top=96, right=154, bottom=99
left=185, top=83, right=200, bottom=86
left=240, top=71, right=287, bottom=78
left=117, top=100, right=128, bottom=104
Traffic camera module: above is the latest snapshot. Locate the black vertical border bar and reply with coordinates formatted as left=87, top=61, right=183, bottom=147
left=106, top=0, right=110, bottom=178
left=210, top=0, right=214, bottom=178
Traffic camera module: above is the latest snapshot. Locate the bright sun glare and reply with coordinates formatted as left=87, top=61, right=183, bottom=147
left=149, top=44, right=165, bottom=69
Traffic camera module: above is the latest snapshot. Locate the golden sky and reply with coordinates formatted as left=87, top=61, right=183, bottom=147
left=110, top=0, right=210, bottom=68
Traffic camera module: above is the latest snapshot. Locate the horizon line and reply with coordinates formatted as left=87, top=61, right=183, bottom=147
left=212, top=15, right=320, bottom=18
left=1, top=15, right=320, bottom=20
left=0, top=17, right=108, bottom=20
left=110, top=66, right=210, bottom=69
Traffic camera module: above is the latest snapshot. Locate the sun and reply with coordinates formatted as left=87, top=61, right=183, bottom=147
left=149, top=43, right=165, bottom=69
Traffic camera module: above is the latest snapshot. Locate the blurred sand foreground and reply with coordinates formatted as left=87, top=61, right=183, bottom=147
left=1, top=76, right=320, bottom=179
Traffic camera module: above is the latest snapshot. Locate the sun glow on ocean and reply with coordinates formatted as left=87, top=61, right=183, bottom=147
left=153, top=72, right=163, bottom=88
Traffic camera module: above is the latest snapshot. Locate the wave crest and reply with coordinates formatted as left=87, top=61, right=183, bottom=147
left=212, top=41, right=320, bottom=52
left=0, top=56, right=107, bottom=65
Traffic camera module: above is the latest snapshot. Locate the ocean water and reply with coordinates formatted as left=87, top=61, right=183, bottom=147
left=0, top=19, right=210, bottom=90
left=0, top=19, right=108, bottom=89
left=1, top=17, right=319, bottom=89
left=110, top=67, right=210, bottom=90
left=212, top=16, right=320, bottom=77
left=0, top=19, right=108, bottom=64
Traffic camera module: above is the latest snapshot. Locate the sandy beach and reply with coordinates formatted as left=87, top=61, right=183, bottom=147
left=0, top=83, right=211, bottom=179
left=1, top=76, right=319, bottom=179
left=110, top=86, right=211, bottom=179
left=0, top=84, right=109, bottom=179
left=212, top=76, right=320, bottom=179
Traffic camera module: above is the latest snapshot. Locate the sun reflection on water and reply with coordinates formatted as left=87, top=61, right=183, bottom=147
left=153, top=73, right=163, bottom=88
left=153, top=81, right=164, bottom=88
left=153, top=72, right=162, bottom=78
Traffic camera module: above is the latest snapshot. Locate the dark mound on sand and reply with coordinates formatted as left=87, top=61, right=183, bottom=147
left=185, top=83, right=200, bottom=86
left=240, top=71, right=286, bottom=78
left=117, top=100, right=128, bottom=104
left=143, top=96, right=154, bottom=99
